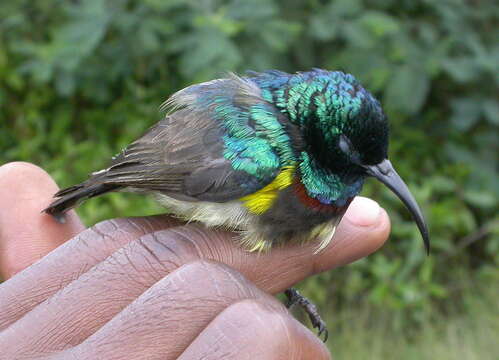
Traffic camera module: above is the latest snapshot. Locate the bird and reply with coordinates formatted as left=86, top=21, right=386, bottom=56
left=43, top=69, right=430, bottom=341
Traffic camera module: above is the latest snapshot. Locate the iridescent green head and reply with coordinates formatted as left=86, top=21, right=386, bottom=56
left=252, top=69, right=429, bottom=253
left=252, top=69, right=388, bottom=176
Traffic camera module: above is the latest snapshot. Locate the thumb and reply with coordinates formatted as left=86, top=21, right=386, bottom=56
left=0, top=162, right=85, bottom=280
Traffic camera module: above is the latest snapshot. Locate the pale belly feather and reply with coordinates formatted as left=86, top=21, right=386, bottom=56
left=155, top=193, right=254, bottom=230
left=154, top=192, right=337, bottom=253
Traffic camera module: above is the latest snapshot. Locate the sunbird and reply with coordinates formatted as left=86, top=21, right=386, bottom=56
left=44, top=69, right=430, bottom=340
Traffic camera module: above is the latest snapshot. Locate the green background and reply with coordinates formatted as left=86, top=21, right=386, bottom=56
left=1, top=0, right=498, bottom=357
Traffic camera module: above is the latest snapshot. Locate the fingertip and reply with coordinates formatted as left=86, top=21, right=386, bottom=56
left=179, top=299, right=331, bottom=360
left=0, top=162, right=85, bottom=279
left=288, top=317, right=332, bottom=359
left=312, top=197, right=391, bottom=272
left=344, top=197, right=391, bottom=253
left=344, top=196, right=381, bottom=227
left=372, top=206, right=391, bottom=252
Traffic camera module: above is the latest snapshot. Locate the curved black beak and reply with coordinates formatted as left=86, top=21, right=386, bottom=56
left=364, top=159, right=430, bottom=254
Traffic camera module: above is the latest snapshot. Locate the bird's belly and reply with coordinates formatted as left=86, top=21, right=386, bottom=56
left=154, top=188, right=344, bottom=253
left=154, top=193, right=254, bottom=230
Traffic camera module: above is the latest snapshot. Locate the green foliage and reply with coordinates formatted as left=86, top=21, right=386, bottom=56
left=1, top=0, right=498, bottom=329
left=324, top=281, right=499, bottom=358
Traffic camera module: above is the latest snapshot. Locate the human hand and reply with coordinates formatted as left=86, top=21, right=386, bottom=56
left=0, top=162, right=390, bottom=359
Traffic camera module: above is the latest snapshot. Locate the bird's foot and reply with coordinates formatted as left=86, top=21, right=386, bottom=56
left=284, top=288, right=328, bottom=342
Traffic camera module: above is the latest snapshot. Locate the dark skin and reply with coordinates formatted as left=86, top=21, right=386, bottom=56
left=0, top=162, right=390, bottom=359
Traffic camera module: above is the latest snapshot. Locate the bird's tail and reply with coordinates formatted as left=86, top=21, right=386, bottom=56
left=43, top=182, right=118, bottom=220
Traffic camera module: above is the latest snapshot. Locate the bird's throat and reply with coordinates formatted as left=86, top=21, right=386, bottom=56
left=293, top=181, right=353, bottom=213
left=240, top=163, right=358, bottom=216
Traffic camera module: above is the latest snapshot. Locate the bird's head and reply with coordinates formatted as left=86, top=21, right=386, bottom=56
left=254, top=69, right=429, bottom=253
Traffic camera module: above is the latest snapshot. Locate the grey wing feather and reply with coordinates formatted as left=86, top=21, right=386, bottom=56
left=45, top=74, right=295, bottom=215
left=103, top=110, right=253, bottom=201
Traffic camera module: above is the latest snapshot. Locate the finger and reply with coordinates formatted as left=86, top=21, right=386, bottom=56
left=174, top=195, right=391, bottom=294
left=123, top=195, right=389, bottom=295
left=0, top=215, right=180, bottom=330
left=178, top=300, right=330, bottom=360
left=0, top=162, right=85, bottom=279
left=3, top=257, right=266, bottom=356
left=46, top=261, right=326, bottom=360
left=0, top=196, right=388, bottom=336
left=0, top=198, right=385, bottom=353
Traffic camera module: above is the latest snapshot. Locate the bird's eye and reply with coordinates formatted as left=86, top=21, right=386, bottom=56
left=338, top=135, right=352, bottom=154
left=339, top=135, right=362, bottom=164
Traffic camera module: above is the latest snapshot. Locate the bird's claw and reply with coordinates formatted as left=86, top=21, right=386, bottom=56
left=284, top=288, right=329, bottom=342
left=312, top=316, right=328, bottom=342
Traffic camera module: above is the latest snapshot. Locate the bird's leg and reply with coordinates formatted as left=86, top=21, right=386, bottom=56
left=284, top=288, right=328, bottom=342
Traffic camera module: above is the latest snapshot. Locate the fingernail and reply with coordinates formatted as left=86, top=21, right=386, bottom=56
left=345, top=196, right=381, bottom=227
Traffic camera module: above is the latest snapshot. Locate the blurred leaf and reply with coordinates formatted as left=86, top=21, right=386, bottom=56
left=384, top=65, right=430, bottom=114
left=482, top=99, right=499, bottom=125
left=342, top=21, right=374, bottom=48
left=442, top=57, right=479, bottom=83
left=358, top=11, right=399, bottom=37
left=464, top=190, right=498, bottom=209
left=450, top=98, right=482, bottom=131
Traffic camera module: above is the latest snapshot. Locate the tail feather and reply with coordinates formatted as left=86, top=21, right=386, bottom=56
left=43, top=182, right=118, bottom=217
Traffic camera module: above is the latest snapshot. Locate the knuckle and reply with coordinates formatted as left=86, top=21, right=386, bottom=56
left=226, top=299, right=297, bottom=347
left=148, top=225, right=237, bottom=266
left=177, top=259, right=237, bottom=281
left=80, top=217, right=151, bottom=251
left=129, top=227, right=238, bottom=277
left=174, top=260, right=255, bottom=299
left=142, top=228, right=201, bottom=262
left=124, top=228, right=203, bottom=276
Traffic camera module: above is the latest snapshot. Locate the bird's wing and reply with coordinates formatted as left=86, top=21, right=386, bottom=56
left=95, top=74, right=298, bottom=202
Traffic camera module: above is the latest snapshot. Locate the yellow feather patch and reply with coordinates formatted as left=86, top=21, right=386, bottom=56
left=240, top=166, right=295, bottom=215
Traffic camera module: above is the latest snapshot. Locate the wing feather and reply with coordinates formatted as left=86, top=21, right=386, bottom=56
left=71, top=75, right=298, bottom=204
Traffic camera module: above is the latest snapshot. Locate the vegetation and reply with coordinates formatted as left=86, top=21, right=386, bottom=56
left=324, top=282, right=499, bottom=359
left=1, top=0, right=497, bottom=356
